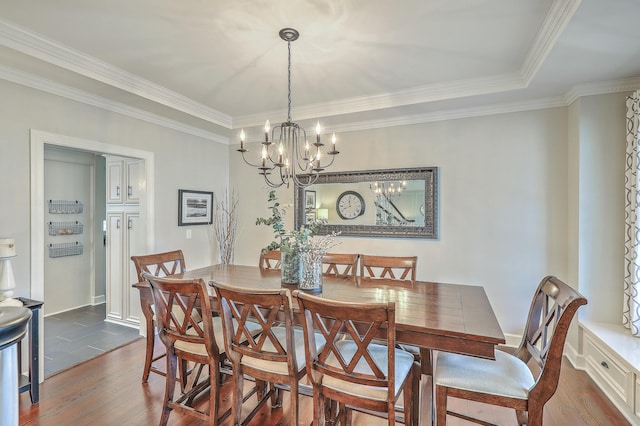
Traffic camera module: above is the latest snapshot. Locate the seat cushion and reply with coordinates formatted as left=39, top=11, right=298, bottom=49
left=242, top=327, right=326, bottom=375
left=321, top=340, right=415, bottom=402
left=174, top=316, right=226, bottom=357
left=435, top=350, right=535, bottom=399
left=174, top=317, right=261, bottom=357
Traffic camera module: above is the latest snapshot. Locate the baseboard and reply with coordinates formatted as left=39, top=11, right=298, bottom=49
left=92, top=295, right=105, bottom=305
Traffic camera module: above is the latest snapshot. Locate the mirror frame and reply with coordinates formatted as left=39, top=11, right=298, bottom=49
left=294, top=167, right=438, bottom=238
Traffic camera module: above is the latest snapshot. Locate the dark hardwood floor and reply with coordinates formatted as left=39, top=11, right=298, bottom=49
left=19, top=338, right=630, bottom=425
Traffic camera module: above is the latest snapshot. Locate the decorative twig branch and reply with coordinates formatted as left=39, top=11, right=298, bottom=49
left=213, top=189, right=239, bottom=264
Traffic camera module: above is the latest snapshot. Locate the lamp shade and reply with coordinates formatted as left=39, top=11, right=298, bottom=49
left=0, top=238, right=16, bottom=259
left=317, top=208, right=329, bottom=221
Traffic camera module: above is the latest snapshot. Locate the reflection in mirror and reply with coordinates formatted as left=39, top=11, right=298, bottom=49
left=294, top=167, right=438, bottom=239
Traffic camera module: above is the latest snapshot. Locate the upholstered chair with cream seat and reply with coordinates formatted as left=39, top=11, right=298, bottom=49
left=294, top=289, right=419, bottom=426
left=213, top=282, right=325, bottom=426
left=434, top=275, right=587, bottom=426
left=131, top=250, right=189, bottom=383
left=142, top=273, right=228, bottom=425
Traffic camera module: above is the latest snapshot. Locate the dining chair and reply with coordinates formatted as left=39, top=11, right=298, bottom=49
left=259, top=249, right=281, bottom=270
left=359, top=254, right=427, bottom=371
left=359, top=254, right=417, bottom=283
left=131, top=250, right=188, bottom=383
left=434, top=275, right=587, bottom=426
left=322, top=252, right=359, bottom=279
left=213, top=282, right=325, bottom=426
left=142, top=273, right=228, bottom=426
left=294, top=290, right=419, bottom=426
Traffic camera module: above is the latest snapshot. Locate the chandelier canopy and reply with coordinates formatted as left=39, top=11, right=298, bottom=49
left=237, top=28, right=339, bottom=188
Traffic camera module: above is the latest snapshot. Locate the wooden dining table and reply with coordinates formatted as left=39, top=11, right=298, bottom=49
left=132, top=264, right=505, bottom=362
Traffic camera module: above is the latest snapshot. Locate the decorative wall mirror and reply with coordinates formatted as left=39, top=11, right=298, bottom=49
left=294, top=167, right=438, bottom=238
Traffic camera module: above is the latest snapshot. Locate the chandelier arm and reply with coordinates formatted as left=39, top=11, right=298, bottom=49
left=240, top=150, right=268, bottom=168
left=262, top=171, right=285, bottom=188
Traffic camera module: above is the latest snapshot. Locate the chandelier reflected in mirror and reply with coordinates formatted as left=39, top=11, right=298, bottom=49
left=237, top=28, right=339, bottom=188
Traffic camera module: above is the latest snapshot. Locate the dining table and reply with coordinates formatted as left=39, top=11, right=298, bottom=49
left=132, top=263, right=505, bottom=362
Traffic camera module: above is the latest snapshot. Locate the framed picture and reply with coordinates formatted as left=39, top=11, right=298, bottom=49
left=305, top=190, right=316, bottom=209
left=178, top=189, right=213, bottom=226
left=305, top=211, right=316, bottom=224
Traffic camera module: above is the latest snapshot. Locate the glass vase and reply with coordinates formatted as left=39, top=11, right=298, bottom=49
left=280, top=248, right=300, bottom=286
left=298, top=255, right=323, bottom=293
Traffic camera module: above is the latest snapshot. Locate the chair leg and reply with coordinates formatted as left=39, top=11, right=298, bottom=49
left=290, top=380, right=299, bottom=426
left=403, top=362, right=419, bottom=426
left=435, top=385, right=448, bottom=426
left=160, top=350, right=178, bottom=426
left=209, top=363, right=220, bottom=426
left=516, top=409, right=528, bottom=425
left=232, top=367, right=245, bottom=426
left=142, top=322, right=156, bottom=383
left=313, top=386, right=325, bottom=426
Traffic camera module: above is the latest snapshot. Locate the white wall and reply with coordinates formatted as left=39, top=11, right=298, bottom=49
left=0, top=78, right=230, bottom=302
left=230, top=107, right=569, bottom=338
left=574, top=92, right=627, bottom=324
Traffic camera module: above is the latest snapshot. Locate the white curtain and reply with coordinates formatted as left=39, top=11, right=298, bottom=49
left=624, top=89, right=640, bottom=335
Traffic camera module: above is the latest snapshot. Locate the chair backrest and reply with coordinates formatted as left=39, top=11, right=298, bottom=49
left=294, top=290, right=397, bottom=399
left=213, top=281, right=297, bottom=375
left=322, top=253, right=359, bottom=279
left=259, top=250, right=281, bottom=271
left=359, top=255, right=417, bottom=282
left=141, top=272, right=220, bottom=360
left=131, top=250, right=186, bottom=281
left=515, top=275, right=587, bottom=402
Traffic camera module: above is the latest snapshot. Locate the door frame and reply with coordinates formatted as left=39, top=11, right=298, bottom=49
left=30, top=129, right=154, bottom=380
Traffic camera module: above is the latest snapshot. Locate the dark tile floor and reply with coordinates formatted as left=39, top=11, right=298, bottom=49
left=44, top=303, right=141, bottom=377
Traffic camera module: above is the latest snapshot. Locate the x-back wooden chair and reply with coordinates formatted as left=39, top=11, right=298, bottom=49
left=131, top=250, right=188, bottom=383
left=359, top=254, right=417, bottom=283
left=259, top=250, right=281, bottom=271
left=142, top=273, right=229, bottom=426
left=434, top=275, right=587, bottom=426
left=322, top=252, right=359, bottom=279
left=213, top=282, right=323, bottom=426
left=294, top=289, right=419, bottom=426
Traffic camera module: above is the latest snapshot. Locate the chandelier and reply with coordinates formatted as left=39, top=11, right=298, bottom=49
left=370, top=180, right=407, bottom=200
left=237, top=28, right=339, bottom=188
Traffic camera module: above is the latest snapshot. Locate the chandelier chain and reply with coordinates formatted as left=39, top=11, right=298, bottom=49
left=287, top=40, right=292, bottom=123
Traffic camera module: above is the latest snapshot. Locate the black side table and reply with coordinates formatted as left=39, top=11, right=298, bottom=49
left=17, top=297, right=43, bottom=404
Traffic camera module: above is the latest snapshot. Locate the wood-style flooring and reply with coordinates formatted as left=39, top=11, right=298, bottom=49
left=19, top=338, right=630, bottom=425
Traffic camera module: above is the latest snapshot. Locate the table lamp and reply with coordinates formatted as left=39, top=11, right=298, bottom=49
left=0, top=238, right=17, bottom=302
left=316, top=208, right=329, bottom=223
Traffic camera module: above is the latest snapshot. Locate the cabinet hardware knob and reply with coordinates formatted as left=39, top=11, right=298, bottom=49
left=116, top=185, right=120, bottom=197
left=600, top=361, right=609, bottom=369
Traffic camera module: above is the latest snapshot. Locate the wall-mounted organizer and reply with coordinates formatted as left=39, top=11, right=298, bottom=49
left=48, top=242, right=84, bottom=258
left=48, top=221, right=83, bottom=236
left=48, top=200, right=84, bottom=214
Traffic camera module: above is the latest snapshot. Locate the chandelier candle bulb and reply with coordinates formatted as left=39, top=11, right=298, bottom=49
left=240, top=129, right=245, bottom=150
left=265, top=120, right=270, bottom=142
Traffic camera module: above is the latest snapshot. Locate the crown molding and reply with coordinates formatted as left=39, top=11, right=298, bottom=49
left=0, top=18, right=232, bottom=129
left=520, top=0, right=582, bottom=85
left=233, top=73, right=525, bottom=129
left=329, top=96, right=568, bottom=134
left=0, top=64, right=230, bottom=144
left=564, top=76, right=640, bottom=105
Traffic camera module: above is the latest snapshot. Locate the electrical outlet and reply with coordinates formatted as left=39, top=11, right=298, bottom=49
left=186, top=229, right=192, bottom=239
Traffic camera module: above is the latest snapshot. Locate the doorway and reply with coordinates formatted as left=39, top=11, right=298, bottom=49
left=30, top=130, right=155, bottom=379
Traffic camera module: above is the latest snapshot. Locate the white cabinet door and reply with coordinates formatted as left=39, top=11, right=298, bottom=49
left=106, top=212, right=124, bottom=321
left=125, top=212, right=143, bottom=323
left=106, top=161, right=123, bottom=204
left=125, top=160, right=142, bottom=204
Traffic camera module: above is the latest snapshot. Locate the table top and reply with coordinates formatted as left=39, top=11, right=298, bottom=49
left=134, top=264, right=505, bottom=359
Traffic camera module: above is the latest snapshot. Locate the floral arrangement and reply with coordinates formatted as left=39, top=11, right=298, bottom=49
left=256, top=190, right=320, bottom=254
left=256, top=190, right=340, bottom=288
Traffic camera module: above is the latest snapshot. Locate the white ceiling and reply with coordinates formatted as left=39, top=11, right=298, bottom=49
left=1, top=0, right=639, bottom=142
